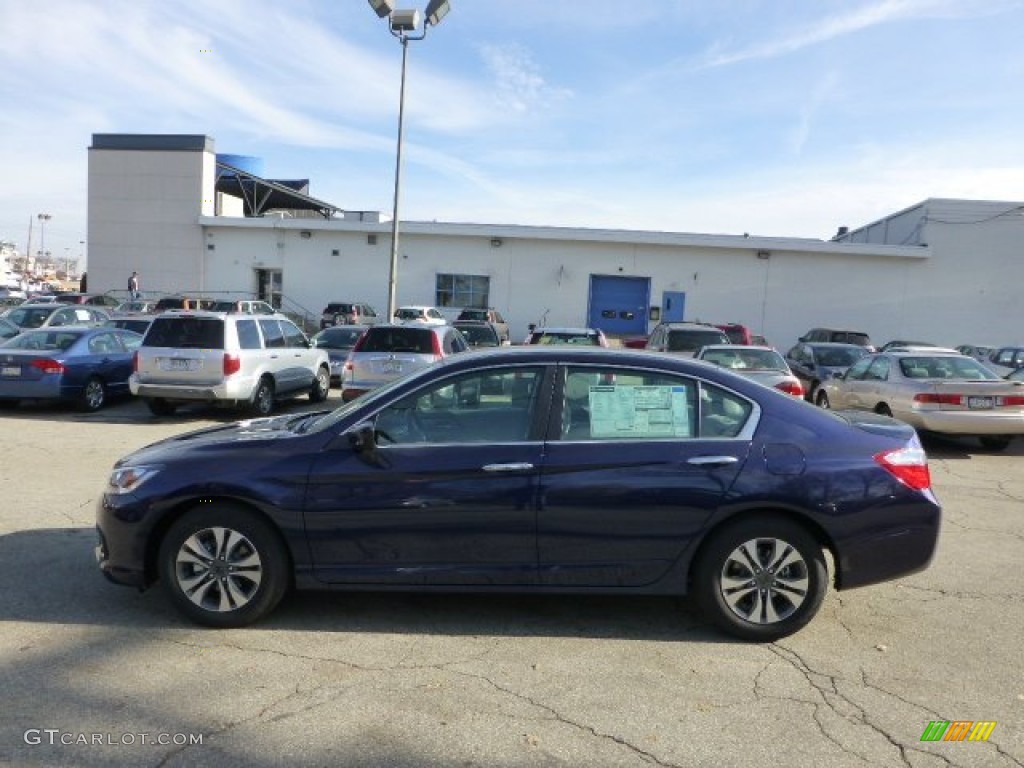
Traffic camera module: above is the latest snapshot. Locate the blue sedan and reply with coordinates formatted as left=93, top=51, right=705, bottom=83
left=0, top=326, right=142, bottom=411
left=96, top=347, right=941, bottom=641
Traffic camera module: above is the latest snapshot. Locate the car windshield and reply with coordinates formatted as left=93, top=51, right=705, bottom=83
left=702, top=348, right=787, bottom=371
left=360, top=327, right=434, bottom=353
left=899, top=356, right=1000, bottom=380
left=314, top=328, right=365, bottom=349
left=667, top=330, right=726, bottom=352
left=816, top=347, right=865, bottom=367
left=458, top=309, right=488, bottom=321
left=531, top=331, right=598, bottom=345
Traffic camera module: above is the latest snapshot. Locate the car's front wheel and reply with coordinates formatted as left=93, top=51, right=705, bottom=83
left=693, top=516, right=827, bottom=642
left=815, top=390, right=830, bottom=409
left=158, top=505, right=289, bottom=628
left=309, top=366, right=329, bottom=403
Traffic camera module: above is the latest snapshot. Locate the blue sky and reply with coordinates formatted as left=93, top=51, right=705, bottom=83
left=2, top=0, right=1023, bottom=268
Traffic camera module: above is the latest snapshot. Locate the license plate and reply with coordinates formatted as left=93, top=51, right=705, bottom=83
left=381, top=361, right=402, bottom=374
left=967, top=396, right=994, bottom=409
left=160, top=358, right=198, bottom=372
left=1, top=366, right=20, bottom=377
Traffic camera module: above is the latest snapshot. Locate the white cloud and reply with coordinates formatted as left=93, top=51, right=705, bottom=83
left=478, top=43, right=573, bottom=114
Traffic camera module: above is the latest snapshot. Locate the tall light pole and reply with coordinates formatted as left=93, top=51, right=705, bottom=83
left=36, top=213, right=51, bottom=275
left=367, top=0, right=452, bottom=319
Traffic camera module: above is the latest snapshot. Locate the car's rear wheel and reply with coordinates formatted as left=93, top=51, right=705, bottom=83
left=815, top=390, right=830, bottom=409
left=250, top=377, right=275, bottom=416
left=979, top=435, right=1012, bottom=451
left=876, top=404, right=893, bottom=417
left=145, top=397, right=177, bottom=417
left=309, top=366, right=329, bottom=403
left=693, top=516, right=827, bottom=642
left=158, top=505, right=289, bottom=628
left=79, top=376, right=107, bottom=412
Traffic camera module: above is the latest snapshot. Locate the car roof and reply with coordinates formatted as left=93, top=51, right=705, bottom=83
left=531, top=327, right=600, bottom=334
left=700, top=344, right=775, bottom=351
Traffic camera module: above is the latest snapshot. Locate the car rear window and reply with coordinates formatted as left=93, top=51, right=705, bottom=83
left=529, top=331, right=599, bottom=345
left=324, top=303, right=353, bottom=314
left=458, top=309, right=487, bottom=321
left=834, top=332, right=871, bottom=346
left=361, top=327, right=435, bottom=353
left=144, top=317, right=224, bottom=349
left=667, top=330, right=728, bottom=352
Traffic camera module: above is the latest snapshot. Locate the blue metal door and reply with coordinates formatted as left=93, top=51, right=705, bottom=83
left=587, top=276, right=650, bottom=335
left=662, top=291, right=686, bottom=322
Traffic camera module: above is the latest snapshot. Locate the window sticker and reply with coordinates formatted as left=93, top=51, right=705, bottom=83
left=588, top=385, right=690, bottom=438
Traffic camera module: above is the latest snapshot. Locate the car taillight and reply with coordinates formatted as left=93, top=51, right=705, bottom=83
left=1000, top=395, right=1024, bottom=406
left=431, top=332, right=443, bottom=360
left=913, top=393, right=964, bottom=405
left=775, top=380, right=804, bottom=397
left=31, top=359, right=65, bottom=375
left=874, top=446, right=931, bottom=491
left=223, top=353, right=241, bottom=376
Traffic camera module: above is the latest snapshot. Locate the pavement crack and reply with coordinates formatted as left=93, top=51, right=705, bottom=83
left=447, top=667, right=683, bottom=768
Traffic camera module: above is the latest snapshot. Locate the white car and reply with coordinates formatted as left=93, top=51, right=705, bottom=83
left=393, top=306, right=447, bottom=325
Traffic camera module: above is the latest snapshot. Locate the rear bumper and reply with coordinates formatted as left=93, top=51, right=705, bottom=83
left=903, top=409, right=1024, bottom=436
left=131, top=375, right=255, bottom=403
left=835, top=498, right=942, bottom=590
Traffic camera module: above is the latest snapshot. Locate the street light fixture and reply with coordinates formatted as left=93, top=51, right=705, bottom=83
left=366, top=0, right=452, bottom=319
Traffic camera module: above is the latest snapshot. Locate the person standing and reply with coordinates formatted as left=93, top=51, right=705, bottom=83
left=128, top=271, right=139, bottom=299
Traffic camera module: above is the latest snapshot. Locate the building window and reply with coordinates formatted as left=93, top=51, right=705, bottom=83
left=436, top=274, right=489, bottom=309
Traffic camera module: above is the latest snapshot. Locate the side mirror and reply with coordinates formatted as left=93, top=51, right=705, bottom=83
left=346, top=422, right=388, bottom=467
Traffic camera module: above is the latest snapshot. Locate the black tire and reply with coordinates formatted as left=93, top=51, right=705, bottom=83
left=693, top=516, right=827, bottom=642
left=79, top=376, right=107, bottom=412
left=979, top=435, right=1011, bottom=452
left=145, top=398, right=177, bottom=417
left=0, top=399, right=19, bottom=409
left=309, top=366, right=329, bottom=403
left=158, top=505, right=289, bottom=628
left=806, top=380, right=820, bottom=403
left=815, top=390, right=830, bottom=409
left=876, top=404, right=893, bottom=417
left=250, top=377, right=275, bottom=416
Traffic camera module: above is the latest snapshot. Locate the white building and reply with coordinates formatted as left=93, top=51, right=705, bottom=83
left=87, top=133, right=1022, bottom=348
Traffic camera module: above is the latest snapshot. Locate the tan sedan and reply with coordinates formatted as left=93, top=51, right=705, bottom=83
left=817, top=350, right=1024, bottom=451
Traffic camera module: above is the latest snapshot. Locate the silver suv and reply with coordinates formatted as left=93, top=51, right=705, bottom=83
left=320, top=302, right=380, bottom=329
left=131, top=310, right=331, bottom=417
left=342, top=323, right=468, bottom=401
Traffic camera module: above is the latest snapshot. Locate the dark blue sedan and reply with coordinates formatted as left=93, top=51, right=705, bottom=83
left=96, top=347, right=941, bottom=641
left=0, top=326, right=142, bottom=411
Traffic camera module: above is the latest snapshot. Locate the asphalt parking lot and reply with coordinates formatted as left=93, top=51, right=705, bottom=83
left=1, top=396, right=1022, bottom=768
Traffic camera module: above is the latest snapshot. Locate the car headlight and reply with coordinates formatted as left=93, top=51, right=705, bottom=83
left=107, top=465, right=161, bottom=495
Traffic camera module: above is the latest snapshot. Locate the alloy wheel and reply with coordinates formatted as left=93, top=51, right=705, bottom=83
left=718, top=537, right=810, bottom=625
left=173, top=526, right=263, bottom=613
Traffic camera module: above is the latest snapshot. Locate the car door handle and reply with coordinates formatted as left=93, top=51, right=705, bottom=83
left=482, top=463, right=535, bottom=472
left=687, top=455, right=740, bottom=467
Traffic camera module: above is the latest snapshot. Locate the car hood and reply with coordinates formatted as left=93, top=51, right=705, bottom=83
left=114, top=411, right=330, bottom=467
